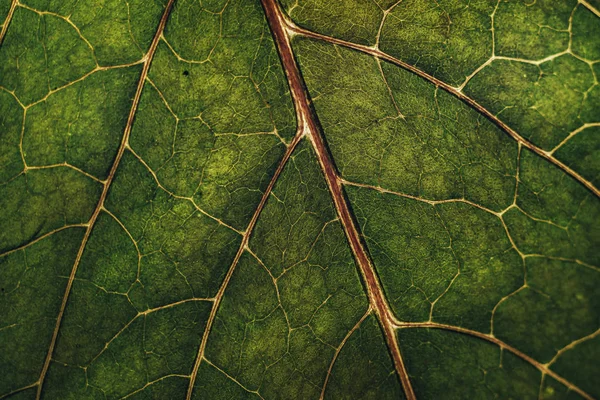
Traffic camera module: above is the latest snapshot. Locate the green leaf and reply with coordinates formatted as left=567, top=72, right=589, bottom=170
left=0, top=0, right=598, bottom=399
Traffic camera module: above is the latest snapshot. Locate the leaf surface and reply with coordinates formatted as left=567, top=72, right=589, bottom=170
left=0, top=0, right=598, bottom=399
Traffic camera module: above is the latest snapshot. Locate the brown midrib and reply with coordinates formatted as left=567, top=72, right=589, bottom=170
left=259, top=0, right=416, bottom=398
left=34, top=0, right=177, bottom=397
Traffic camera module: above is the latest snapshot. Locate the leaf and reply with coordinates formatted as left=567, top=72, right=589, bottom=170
left=0, top=0, right=598, bottom=399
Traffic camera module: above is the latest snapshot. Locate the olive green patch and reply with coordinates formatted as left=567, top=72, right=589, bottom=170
left=465, top=55, right=596, bottom=150
left=380, top=0, right=493, bottom=86
left=0, top=168, right=102, bottom=253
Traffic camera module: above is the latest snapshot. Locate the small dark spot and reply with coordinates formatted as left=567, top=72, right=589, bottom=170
left=1, top=288, right=4, bottom=292
left=183, top=70, right=189, bottom=76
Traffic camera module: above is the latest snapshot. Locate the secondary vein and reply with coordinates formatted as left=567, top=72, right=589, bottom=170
left=396, top=321, right=594, bottom=400
left=285, top=21, right=600, bottom=199
left=34, top=0, right=177, bottom=397
left=185, top=131, right=304, bottom=400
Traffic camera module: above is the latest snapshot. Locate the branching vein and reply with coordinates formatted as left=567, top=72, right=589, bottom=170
left=34, top=1, right=177, bottom=397
left=285, top=20, right=600, bottom=199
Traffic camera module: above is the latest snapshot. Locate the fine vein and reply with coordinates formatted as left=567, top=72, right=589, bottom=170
left=320, top=308, right=372, bottom=399
left=34, top=0, right=177, bottom=397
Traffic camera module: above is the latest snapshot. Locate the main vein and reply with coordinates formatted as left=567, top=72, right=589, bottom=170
left=259, top=0, right=416, bottom=398
left=285, top=21, right=600, bottom=199
left=34, top=0, right=177, bottom=397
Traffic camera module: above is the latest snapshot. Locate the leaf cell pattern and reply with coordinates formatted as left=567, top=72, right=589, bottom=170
left=0, top=0, right=598, bottom=399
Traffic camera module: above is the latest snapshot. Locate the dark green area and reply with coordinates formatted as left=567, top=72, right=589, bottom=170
left=554, top=125, right=600, bottom=184
left=0, top=168, right=102, bottom=253
left=21, top=0, right=169, bottom=66
left=0, top=1, right=11, bottom=25
left=24, top=67, right=141, bottom=179
left=156, top=0, right=295, bottom=138
left=398, top=328, right=543, bottom=399
left=380, top=0, right=493, bottom=86
left=347, top=185, right=523, bottom=332
left=44, top=299, right=211, bottom=399
left=552, top=335, right=600, bottom=399
left=104, top=153, right=242, bottom=306
left=0, top=89, right=25, bottom=184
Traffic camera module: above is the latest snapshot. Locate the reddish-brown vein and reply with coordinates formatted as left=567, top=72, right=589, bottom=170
left=285, top=22, right=600, bottom=199
left=397, top=322, right=594, bottom=400
left=260, top=0, right=416, bottom=398
left=0, top=0, right=18, bottom=45
left=35, top=0, right=176, bottom=397
left=185, top=132, right=304, bottom=400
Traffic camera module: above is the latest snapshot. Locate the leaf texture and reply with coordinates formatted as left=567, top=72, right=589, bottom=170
left=0, top=0, right=598, bottom=399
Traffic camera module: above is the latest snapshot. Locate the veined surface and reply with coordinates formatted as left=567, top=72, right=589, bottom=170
left=0, top=0, right=598, bottom=398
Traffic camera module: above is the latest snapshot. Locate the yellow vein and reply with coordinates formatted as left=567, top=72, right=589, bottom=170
left=34, top=0, right=177, bottom=397
left=341, top=178, right=501, bottom=217
left=547, top=329, right=600, bottom=367
left=260, top=0, right=416, bottom=398
left=25, top=163, right=105, bottom=184
left=202, top=358, right=265, bottom=399
left=0, top=382, right=38, bottom=400
left=0, top=0, right=17, bottom=46
left=396, top=321, right=594, bottom=400
left=549, top=123, right=600, bottom=155
left=320, top=307, right=372, bottom=399
left=0, top=224, right=89, bottom=258
left=285, top=22, right=600, bottom=199
left=185, top=131, right=304, bottom=400
left=121, top=374, right=190, bottom=399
